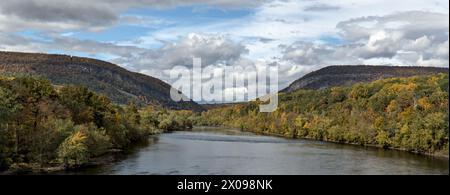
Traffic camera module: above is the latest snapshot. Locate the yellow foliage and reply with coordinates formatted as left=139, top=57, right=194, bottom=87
left=0, top=76, right=15, bottom=81
left=65, top=131, right=88, bottom=148
left=386, top=100, right=399, bottom=113
left=417, top=97, right=432, bottom=111
left=399, top=107, right=414, bottom=119
left=427, top=76, right=439, bottom=86
left=389, top=83, right=417, bottom=93
left=400, top=124, right=410, bottom=135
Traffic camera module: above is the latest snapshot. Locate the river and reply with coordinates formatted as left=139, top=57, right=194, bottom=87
left=74, top=127, right=449, bottom=175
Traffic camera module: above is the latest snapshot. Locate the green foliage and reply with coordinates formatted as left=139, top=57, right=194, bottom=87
left=0, top=74, right=194, bottom=171
left=196, top=74, right=449, bottom=155
left=80, top=124, right=111, bottom=157
left=58, top=85, right=109, bottom=126
left=140, top=107, right=161, bottom=129
left=157, top=111, right=194, bottom=132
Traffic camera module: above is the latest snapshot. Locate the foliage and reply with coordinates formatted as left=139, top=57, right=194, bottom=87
left=196, top=74, right=449, bottom=155
left=57, top=130, right=89, bottom=168
left=0, top=74, right=195, bottom=171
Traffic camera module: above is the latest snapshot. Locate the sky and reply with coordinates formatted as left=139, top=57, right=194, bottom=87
left=0, top=0, right=449, bottom=102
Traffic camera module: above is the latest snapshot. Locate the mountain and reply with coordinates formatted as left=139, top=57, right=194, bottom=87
left=282, top=65, right=449, bottom=93
left=0, top=51, right=203, bottom=111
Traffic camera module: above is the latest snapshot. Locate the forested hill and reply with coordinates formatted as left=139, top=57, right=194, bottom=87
left=197, top=73, right=449, bottom=156
left=0, top=51, right=202, bottom=111
left=282, top=65, right=449, bottom=93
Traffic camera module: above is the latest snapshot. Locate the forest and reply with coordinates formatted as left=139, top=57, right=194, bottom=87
left=1, top=73, right=448, bottom=173
left=196, top=74, right=449, bottom=156
left=0, top=74, right=194, bottom=172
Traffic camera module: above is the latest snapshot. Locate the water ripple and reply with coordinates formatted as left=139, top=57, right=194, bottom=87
left=166, top=132, right=296, bottom=144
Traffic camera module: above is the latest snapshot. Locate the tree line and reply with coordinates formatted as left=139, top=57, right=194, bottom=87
left=195, top=74, right=449, bottom=156
left=0, top=74, right=194, bottom=172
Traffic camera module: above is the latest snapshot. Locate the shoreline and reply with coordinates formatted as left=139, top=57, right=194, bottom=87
left=0, top=150, right=123, bottom=175
left=247, top=129, right=450, bottom=159
left=0, top=136, right=159, bottom=175
left=195, top=125, right=449, bottom=159
left=2, top=126, right=447, bottom=174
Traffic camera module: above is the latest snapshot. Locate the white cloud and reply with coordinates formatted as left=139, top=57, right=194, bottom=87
left=113, top=33, right=248, bottom=71
left=280, top=10, right=449, bottom=70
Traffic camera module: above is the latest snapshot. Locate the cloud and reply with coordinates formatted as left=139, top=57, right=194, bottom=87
left=337, top=11, right=449, bottom=42
left=304, top=4, right=341, bottom=12
left=114, top=33, right=249, bottom=71
left=0, top=32, right=249, bottom=73
left=281, top=11, right=449, bottom=67
left=354, top=30, right=402, bottom=59
left=281, top=41, right=334, bottom=65
left=0, top=32, right=44, bottom=52
left=0, top=1, right=117, bottom=26
left=0, top=0, right=268, bottom=32
left=51, top=38, right=144, bottom=58
left=0, top=33, right=150, bottom=70
left=258, top=37, right=277, bottom=43
left=280, top=41, right=362, bottom=66
left=118, top=15, right=172, bottom=28
left=436, top=39, right=449, bottom=59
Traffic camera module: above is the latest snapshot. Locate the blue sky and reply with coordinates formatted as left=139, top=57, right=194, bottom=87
left=0, top=0, right=449, bottom=101
left=67, top=6, right=253, bottom=43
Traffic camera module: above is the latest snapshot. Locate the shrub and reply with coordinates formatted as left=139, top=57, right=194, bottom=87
left=57, top=131, right=89, bottom=168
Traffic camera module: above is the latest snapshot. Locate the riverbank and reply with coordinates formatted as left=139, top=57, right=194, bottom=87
left=199, top=125, right=449, bottom=159
left=0, top=155, right=110, bottom=175
left=0, top=137, right=161, bottom=175
left=251, top=129, right=449, bottom=159
left=0, top=147, right=139, bottom=175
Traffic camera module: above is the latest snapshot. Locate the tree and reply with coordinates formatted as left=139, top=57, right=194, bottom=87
left=59, top=85, right=95, bottom=125
left=57, top=131, right=89, bottom=168
left=195, top=74, right=449, bottom=155
left=1, top=74, right=177, bottom=171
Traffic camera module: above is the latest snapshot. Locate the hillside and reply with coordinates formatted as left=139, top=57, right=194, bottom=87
left=282, top=65, right=449, bottom=93
left=197, top=73, right=449, bottom=156
left=0, top=51, right=203, bottom=111
left=0, top=74, right=195, bottom=172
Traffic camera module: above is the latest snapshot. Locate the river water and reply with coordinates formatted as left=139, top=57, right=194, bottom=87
left=76, top=127, right=449, bottom=175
